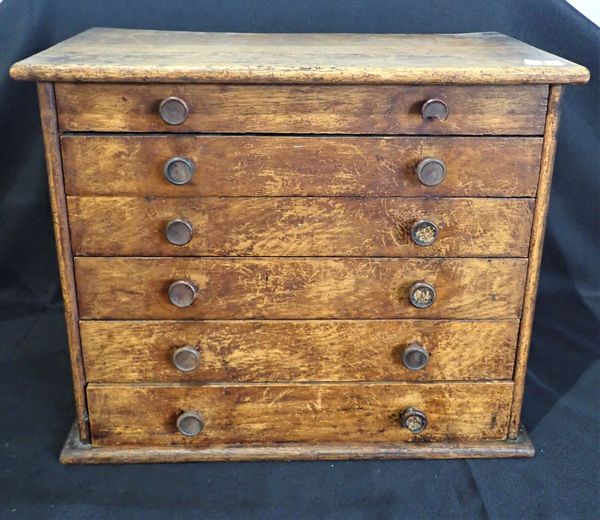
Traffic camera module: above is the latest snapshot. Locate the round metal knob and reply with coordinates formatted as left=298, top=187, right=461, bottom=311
left=176, top=411, right=204, bottom=437
left=172, top=346, right=200, bottom=372
left=159, top=96, right=189, bottom=125
left=409, top=282, right=436, bottom=309
left=165, top=219, right=193, bottom=246
left=421, top=98, right=449, bottom=121
left=411, top=220, right=439, bottom=247
left=401, top=408, right=428, bottom=434
left=164, top=157, right=195, bottom=185
left=416, top=158, right=447, bottom=187
left=168, top=280, right=197, bottom=308
left=402, top=343, right=430, bottom=371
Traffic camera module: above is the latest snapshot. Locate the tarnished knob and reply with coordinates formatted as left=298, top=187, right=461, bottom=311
left=164, top=157, right=195, bottom=185
left=401, top=408, right=428, bottom=434
left=176, top=411, right=204, bottom=437
left=168, top=280, right=197, bottom=308
left=416, top=158, right=447, bottom=187
left=421, top=98, right=449, bottom=121
left=409, top=282, right=436, bottom=309
left=165, top=219, right=193, bottom=246
left=159, top=96, right=189, bottom=125
left=411, top=219, right=439, bottom=246
left=402, top=343, right=430, bottom=371
left=172, top=346, right=200, bottom=372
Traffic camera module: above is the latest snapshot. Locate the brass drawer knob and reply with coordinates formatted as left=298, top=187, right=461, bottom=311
left=421, top=98, right=449, bottom=121
left=401, top=407, right=428, bottom=434
left=165, top=218, right=193, bottom=246
left=172, top=346, right=200, bottom=372
left=164, top=157, right=195, bottom=185
left=409, top=282, right=436, bottom=309
left=411, top=220, right=439, bottom=246
left=159, top=96, right=189, bottom=125
left=176, top=411, right=204, bottom=437
left=168, top=280, right=198, bottom=308
left=402, top=343, right=430, bottom=371
left=416, top=158, right=447, bottom=187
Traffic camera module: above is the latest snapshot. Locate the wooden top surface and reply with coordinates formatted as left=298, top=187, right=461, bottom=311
left=10, top=28, right=588, bottom=84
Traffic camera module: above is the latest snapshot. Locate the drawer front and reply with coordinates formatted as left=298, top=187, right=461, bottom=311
left=74, top=257, right=527, bottom=320
left=80, top=320, right=519, bottom=383
left=61, top=135, right=543, bottom=197
left=55, top=83, right=548, bottom=135
left=87, top=382, right=513, bottom=446
left=68, top=197, right=534, bottom=258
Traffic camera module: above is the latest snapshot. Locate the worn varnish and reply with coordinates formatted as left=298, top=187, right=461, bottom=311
left=74, top=257, right=528, bottom=320
left=61, top=135, right=543, bottom=198
left=80, top=319, right=519, bottom=383
left=54, top=83, right=549, bottom=135
left=87, top=382, right=514, bottom=446
left=10, top=29, right=589, bottom=462
left=9, top=29, right=589, bottom=84
left=68, top=197, right=534, bottom=257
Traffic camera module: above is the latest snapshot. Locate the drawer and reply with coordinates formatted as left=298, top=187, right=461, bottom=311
left=60, top=135, right=543, bottom=197
left=68, top=197, right=534, bottom=257
left=74, top=257, right=527, bottom=319
left=80, top=320, right=519, bottom=383
left=87, top=382, right=513, bottom=446
left=55, top=83, right=548, bottom=135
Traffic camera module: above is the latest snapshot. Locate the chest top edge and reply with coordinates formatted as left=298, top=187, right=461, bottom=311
left=10, top=28, right=590, bottom=85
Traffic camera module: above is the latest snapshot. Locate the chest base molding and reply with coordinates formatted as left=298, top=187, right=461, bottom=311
left=60, top=422, right=533, bottom=463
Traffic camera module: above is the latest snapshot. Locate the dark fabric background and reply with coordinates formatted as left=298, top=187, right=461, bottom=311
left=1, top=0, right=598, bottom=518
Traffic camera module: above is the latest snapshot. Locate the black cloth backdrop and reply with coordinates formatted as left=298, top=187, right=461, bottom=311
left=0, top=0, right=598, bottom=518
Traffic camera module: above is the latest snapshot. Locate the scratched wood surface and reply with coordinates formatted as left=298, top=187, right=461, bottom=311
left=68, top=197, right=534, bottom=257
left=54, top=83, right=549, bottom=135
left=74, top=257, right=528, bottom=320
left=80, top=319, right=518, bottom=383
left=87, top=381, right=514, bottom=446
left=61, top=135, right=544, bottom=197
left=11, top=28, right=590, bottom=461
left=10, top=28, right=589, bottom=84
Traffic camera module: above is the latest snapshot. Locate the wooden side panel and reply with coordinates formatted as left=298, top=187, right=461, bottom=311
left=37, top=83, right=90, bottom=442
left=87, top=382, right=514, bottom=446
left=74, top=257, right=528, bottom=320
left=509, top=86, right=563, bottom=438
left=68, top=197, right=534, bottom=258
left=80, top=319, right=519, bottom=383
left=61, top=135, right=543, bottom=197
left=55, top=83, right=548, bottom=135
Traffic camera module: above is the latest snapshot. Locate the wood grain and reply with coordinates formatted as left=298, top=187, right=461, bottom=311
left=10, top=28, right=588, bottom=461
left=80, top=319, right=519, bottom=383
left=68, top=197, right=534, bottom=258
left=60, top=422, right=534, bottom=463
left=509, top=85, right=564, bottom=438
left=61, top=135, right=544, bottom=197
left=86, top=382, right=514, bottom=446
left=37, top=83, right=90, bottom=443
left=54, top=83, right=549, bottom=135
left=10, top=29, right=589, bottom=84
left=74, top=257, right=528, bottom=320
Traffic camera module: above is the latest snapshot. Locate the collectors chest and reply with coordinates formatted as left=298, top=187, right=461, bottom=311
left=10, top=29, right=588, bottom=462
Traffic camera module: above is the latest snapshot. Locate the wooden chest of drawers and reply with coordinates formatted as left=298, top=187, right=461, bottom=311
left=10, top=28, right=588, bottom=462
